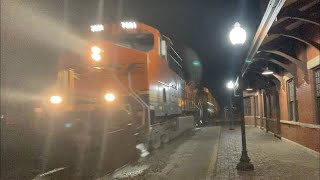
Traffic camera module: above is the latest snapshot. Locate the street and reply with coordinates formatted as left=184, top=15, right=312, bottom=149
left=100, top=125, right=320, bottom=180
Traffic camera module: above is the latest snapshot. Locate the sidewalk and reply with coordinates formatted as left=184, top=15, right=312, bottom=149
left=214, top=126, right=320, bottom=180
left=101, top=127, right=221, bottom=180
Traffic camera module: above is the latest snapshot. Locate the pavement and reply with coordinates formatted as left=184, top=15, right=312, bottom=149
left=100, top=127, right=221, bottom=180
left=214, top=126, right=320, bottom=180
left=102, top=125, right=320, bottom=180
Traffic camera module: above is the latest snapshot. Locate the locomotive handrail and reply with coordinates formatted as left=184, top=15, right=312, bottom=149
left=110, top=71, right=148, bottom=132
left=168, top=45, right=183, bottom=62
left=127, top=67, right=151, bottom=134
left=169, top=54, right=183, bottom=68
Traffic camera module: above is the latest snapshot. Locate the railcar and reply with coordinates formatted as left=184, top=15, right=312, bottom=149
left=36, top=21, right=200, bottom=179
left=196, top=87, right=220, bottom=126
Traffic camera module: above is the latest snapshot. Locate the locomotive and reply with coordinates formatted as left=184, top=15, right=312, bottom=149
left=36, top=21, right=212, bottom=179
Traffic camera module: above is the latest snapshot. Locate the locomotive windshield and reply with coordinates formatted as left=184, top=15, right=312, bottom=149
left=108, top=33, right=154, bottom=52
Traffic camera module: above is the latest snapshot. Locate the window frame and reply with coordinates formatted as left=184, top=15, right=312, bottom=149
left=287, top=79, right=298, bottom=121
left=314, top=67, right=320, bottom=124
left=244, top=97, right=252, bottom=116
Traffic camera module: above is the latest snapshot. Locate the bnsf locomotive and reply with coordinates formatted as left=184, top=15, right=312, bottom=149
left=37, top=21, right=205, bottom=179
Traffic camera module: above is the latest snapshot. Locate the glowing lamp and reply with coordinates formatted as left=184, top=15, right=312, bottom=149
left=91, top=46, right=101, bottom=54
left=229, top=22, right=246, bottom=45
left=50, top=96, right=62, bottom=104
left=104, top=93, right=115, bottom=102
left=227, top=81, right=235, bottom=89
left=121, top=21, right=137, bottom=29
left=90, top=24, right=104, bottom=32
left=262, top=67, right=274, bottom=75
left=91, top=53, right=101, bottom=61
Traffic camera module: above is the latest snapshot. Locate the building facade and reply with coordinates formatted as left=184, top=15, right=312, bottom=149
left=243, top=0, right=320, bottom=153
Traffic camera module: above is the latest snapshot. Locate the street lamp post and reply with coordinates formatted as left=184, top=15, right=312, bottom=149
left=236, top=78, right=254, bottom=171
left=229, top=22, right=254, bottom=171
left=226, top=81, right=235, bottom=130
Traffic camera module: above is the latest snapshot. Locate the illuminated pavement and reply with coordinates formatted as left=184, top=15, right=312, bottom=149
left=100, top=127, right=221, bottom=180
left=214, top=126, right=320, bottom=180
left=102, top=126, right=320, bottom=180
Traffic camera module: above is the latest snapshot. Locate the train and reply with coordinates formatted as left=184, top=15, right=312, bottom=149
left=196, top=87, right=220, bottom=126
left=35, top=21, right=218, bottom=179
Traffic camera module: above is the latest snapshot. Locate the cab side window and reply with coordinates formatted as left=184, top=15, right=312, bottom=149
left=159, top=36, right=167, bottom=60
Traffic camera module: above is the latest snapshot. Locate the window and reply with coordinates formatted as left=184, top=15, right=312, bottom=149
left=244, top=97, right=252, bottom=116
left=263, top=93, right=267, bottom=118
left=158, top=35, right=167, bottom=59
left=270, top=95, right=276, bottom=119
left=287, top=79, right=298, bottom=121
left=108, top=33, right=154, bottom=52
left=315, top=69, right=320, bottom=123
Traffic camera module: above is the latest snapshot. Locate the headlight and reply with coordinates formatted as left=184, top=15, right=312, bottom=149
left=91, top=46, right=101, bottom=54
left=90, top=24, right=104, bottom=32
left=121, top=21, right=137, bottom=29
left=104, top=93, right=115, bottom=102
left=91, top=46, right=102, bottom=61
left=50, top=96, right=62, bottom=104
left=91, top=53, right=101, bottom=61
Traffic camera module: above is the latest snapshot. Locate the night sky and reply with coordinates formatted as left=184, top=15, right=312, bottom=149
left=2, top=0, right=262, bottom=107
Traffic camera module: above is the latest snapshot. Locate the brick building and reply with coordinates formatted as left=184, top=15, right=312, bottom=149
left=242, top=0, right=319, bottom=153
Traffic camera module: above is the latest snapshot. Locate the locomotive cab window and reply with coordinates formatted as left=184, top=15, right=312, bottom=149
left=108, top=33, right=154, bottom=52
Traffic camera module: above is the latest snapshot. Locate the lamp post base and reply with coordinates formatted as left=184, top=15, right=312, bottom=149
left=236, top=150, right=254, bottom=171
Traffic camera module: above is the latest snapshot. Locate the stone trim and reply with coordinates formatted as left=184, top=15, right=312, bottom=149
left=280, top=120, right=320, bottom=129
left=307, top=55, right=320, bottom=70
left=245, top=125, right=255, bottom=127
left=281, top=137, right=320, bottom=158
left=283, top=73, right=293, bottom=81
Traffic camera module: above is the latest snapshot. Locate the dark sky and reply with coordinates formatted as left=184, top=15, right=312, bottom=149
left=2, top=0, right=262, bottom=106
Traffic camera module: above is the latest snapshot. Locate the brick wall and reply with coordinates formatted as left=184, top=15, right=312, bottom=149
left=245, top=116, right=255, bottom=126
left=266, top=119, right=277, bottom=134
left=281, top=123, right=320, bottom=152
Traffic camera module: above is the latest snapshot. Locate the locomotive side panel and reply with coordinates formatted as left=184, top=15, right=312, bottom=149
left=146, top=32, right=184, bottom=118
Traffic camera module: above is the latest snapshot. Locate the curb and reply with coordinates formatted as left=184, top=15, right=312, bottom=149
left=206, top=126, right=221, bottom=180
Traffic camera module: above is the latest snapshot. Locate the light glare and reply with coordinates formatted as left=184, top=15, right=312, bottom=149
left=262, top=67, right=274, bottom=75
left=91, top=24, right=104, bottom=32
left=91, top=53, right=101, bottom=61
left=227, top=81, right=235, bottom=89
left=121, top=21, right=137, bottom=29
left=104, top=93, right=116, bottom=102
left=91, top=46, right=101, bottom=54
left=230, top=22, right=246, bottom=45
left=50, top=96, right=62, bottom=104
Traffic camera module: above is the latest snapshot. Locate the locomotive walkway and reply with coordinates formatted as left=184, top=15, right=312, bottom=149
left=104, top=125, right=320, bottom=180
